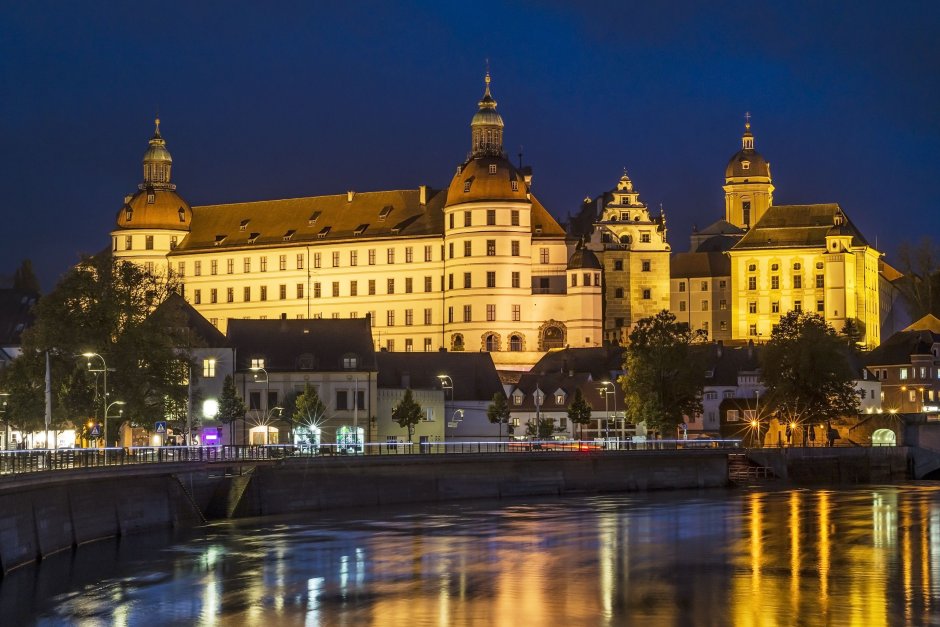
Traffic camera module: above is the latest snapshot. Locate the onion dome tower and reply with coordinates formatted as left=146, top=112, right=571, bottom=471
left=112, top=118, right=192, bottom=276
left=723, top=115, right=773, bottom=229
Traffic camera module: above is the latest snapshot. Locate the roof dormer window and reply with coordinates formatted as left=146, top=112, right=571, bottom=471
left=178, top=207, right=185, bottom=222
left=354, top=224, right=368, bottom=236
left=239, top=219, right=250, bottom=231
left=378, top=206, right=393, bottom=221
left=125, top=209, right=133, bottom=222
left=283, top=229, right=296, bottom=241
left=247, top=232, right=260, bottom=244
left=464, top=180, right=472, bottom=192
left=147, top=192, right=155, bottom=204
left=214, top=235, right=227, bottom=246
left=317, top=226, right=331, bottom=239
left=308, top=211, right=321, bottom=226
left=511, top=180, right=518, bottom=191
left=741, top=160, right=750, bottom=170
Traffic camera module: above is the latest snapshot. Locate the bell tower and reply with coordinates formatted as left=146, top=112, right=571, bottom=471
left=723, top=115, right=774, bottom=229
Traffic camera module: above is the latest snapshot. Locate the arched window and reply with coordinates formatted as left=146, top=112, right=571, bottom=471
left=485, top=334, right=499, bottom=352
left=451, top=333, right=465, bottom=352
left=509, top=335, right=523, bottom=351
left=871, top=429, right=896, bottom=447
left=540, top=324, right=566, bottom=350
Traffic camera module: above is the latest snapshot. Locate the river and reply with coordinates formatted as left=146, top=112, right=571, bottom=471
left=7, top=483, right=940, bottom=626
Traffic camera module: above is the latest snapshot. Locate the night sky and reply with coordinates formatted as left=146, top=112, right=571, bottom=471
left=2, top=1, right=938, bottom=290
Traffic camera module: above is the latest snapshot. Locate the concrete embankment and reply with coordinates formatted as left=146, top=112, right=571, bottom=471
left=746, top=446, right=911, bottom=483
left=0, top=450, right=729, bottom=572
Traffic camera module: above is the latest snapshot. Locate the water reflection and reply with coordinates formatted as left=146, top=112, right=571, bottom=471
left=7, top=484, right=940, bottom=625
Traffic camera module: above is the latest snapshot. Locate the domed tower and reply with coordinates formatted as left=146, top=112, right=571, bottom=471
left=443, top=73, right=535, bottom=355
left=111, top=118, right=192, bottom=276
left=723, top=115, right=773, bottom=229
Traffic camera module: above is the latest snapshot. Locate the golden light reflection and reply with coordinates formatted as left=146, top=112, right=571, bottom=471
left=817, top=490, right=830, bottom=615
left=789, top=491, right=801, bottom=615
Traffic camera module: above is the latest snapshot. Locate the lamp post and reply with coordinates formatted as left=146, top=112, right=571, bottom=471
left=755, top=389, right=761, bottom=447
left=437, top=374, right=453, bottom=440
left=82, top=352, right=114, bottom=447
left=600, top=381, right=616, bottom=445
left=602, top=380, right=618, bottom=446
left=250, top=366, right=270, bottom=444
left=106, top=401, right=126, bottom=447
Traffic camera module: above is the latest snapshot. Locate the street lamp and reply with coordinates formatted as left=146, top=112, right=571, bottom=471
left=750, top=419, right=760, bottom=448
left=438, top=374, right=453, bottom=439
left=82, top=352, right=114, bottom=446
left=249, top=366, right=271, bottom=444
left=601, top=380, right=618, bottom=446
left=105, top=401, right=126, bottom=447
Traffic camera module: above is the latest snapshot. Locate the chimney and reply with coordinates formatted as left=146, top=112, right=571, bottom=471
left=347, top=190, right=355, bottom=202
left=401, top=372, right=410, bottom=389
left=419, top=185, right=427, bottom=205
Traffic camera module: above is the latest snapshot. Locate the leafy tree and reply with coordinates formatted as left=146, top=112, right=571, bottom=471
left=621, top=310, right=707, bottom=434
left=13, top=259, right=40, bottom=293
left=840, top=318, right=864, bottom=350
left=525, top=416, right=557, bottom=439
left=217, top=374, right=246, bottom=443
left=0, top=254, right=198, bottom=444
left=761, top=311, right=859, bottom=426
left=391, top=388, right=423, bottom=442
left=486, top=392, right=511, bottom=440
left=567, top=387, right=593, bottom=440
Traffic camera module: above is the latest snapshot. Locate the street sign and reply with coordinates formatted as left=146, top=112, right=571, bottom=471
left=90, top=424, right=101, bottom=437
left=155, top=421, right=167, bottom=434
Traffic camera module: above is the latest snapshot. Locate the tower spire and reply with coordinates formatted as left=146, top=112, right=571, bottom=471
left=140, top=116, right=175, bottom=190
left=742, top=112, right=754, bottom=150
left=470, top=70, right=504, bottom=158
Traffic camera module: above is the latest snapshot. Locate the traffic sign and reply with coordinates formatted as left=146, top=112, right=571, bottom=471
left=90, top=424, right=101, bottom=437
left=155, top=421, right=167, bottom=434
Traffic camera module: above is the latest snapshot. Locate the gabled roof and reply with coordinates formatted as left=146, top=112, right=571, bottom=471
left=903, top=314, right=940, bottom=333
left=529, top=346, right=625, bottom=381
left=226, top=318, right=376, bottom=372
left=697, top=219, right=745, bottom=236
left=695, top=343, right=761, bottom=387
left=375, top=351, right=502, bottom=402
left=0, top=288, right=38, bottom=346
left=671, top=251, right=731, bottom=279
left=511, top=371, right=623, bottom=412
left=732, top=204, right=869, bottom=251
left=174, top=189, right=446, bottom=253
left=153, top=292, right=228, bottom=348
left=866, top=324, right=940, bottom=367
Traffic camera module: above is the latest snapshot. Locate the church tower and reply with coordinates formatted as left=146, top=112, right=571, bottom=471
left=111, top=118, right=192, bottom=277
left=723, top=116, right=773, bottom=229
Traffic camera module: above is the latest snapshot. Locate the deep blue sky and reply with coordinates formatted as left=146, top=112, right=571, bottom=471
left=2, top=1, right=938, bottom=290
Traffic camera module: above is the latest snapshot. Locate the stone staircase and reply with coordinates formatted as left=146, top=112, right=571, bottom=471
left=728, top=452, right=777, bottom=485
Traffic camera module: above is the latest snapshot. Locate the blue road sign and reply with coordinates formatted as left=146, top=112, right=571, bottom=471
left=155, top=421, right=167, bottom=434
left=90, top=424, right=101, bottom=437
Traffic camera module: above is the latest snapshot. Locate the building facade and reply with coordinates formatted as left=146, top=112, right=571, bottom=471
left=111, top=76, right=601, bottom=369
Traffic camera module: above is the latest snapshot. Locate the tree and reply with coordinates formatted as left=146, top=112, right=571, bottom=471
left=391, top=388, right=423, bottom=442
left=290, top=383, right=328, bottom=446
left=840, top=318, right=864, bottom=349
left=12, top=259, right=40, bottom=293
left=217, top=374, right=246, bottom=443
left=621, top=310, right=707, bottom=434
left=760, top=311, right=859, bottom=427
left=567, top=387, right=593, bottom=440
left=486, top=392, right=511, bottom=441
left=525, top=416, right=557, bottom=439
left=1, top=254, right=198, bottom=443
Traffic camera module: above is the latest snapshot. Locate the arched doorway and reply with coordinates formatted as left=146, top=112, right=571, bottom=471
left=872, top=429, right=896, bottom=447
left=539, top=321, right=566, bottom=350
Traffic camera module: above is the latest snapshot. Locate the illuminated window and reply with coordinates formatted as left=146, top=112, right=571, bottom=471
left=405, top=309, right=414, bottom=326
left=512, top=272, right=520, bottom=288
left=405, top=247, right=413, bottom=263
left=642, top=260, right=651, bottom=272
left=489, top=164, right=497, bottom=174
left=203, top=359, right=216, bottom=378
left=487, top=240, right=496, bottom=256
left=226, top=288, right=234, bottom=303
left=486, top=304, right=496, bottom=321
left=511, top=210, right=520, bottom=226
left=540, top=248, right=549, bottom=264
left=227, top=259, right=234, bottom=274
left=512, top=305, right=520, bottom=322
left=194, top=289, right=201, bottom=304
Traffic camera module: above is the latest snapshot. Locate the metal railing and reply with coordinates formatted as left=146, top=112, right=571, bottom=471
left=0, top=439, right=743, bottom=478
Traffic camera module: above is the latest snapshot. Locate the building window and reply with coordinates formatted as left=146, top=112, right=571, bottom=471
left=297, top=283, right=304, bottom=299
left=464, top=241, right=472, bottom=257
left=386, top=339, right=395, bottom=352
left=485, top=334, right=499, bottom=351
left=424, top=338, right=432, bottom=352
left=640, top=233, right=651, bottom=243
left=540, top=248, right=549, bottom=264
left=448, top=307, right=454, bottom=323
left=405, top=247, right=413, bottom=263
left=749, top=324, right=757, bottom=336
left=194, top=289, right=201, bottom=304
left=486, top=304, right=496, bottom=321
left=720, top=321, right=728, bottom=331
left=464, top=273, right=472, bottom=289
left=350, top=280, right=358, bottom=296
left=424, top=276, right=432, bottom=292
left=816, top=274, right=825, bottom=288
left=748, top=264, right=756, bottom=272
left=424, top=308, right=432, bottom=325
left=296, top=254, right=304, bottom=270
left=486, top=240, right=496, bottom=256
left=314, top=282, right=322, bottom=298
left=405, top=277, right=413, bottom=293
left=260, top=286, right=267, bottom=301
left=794, top=300, right=802, bottom=312
left=243, top=257, right=251, bottom=273
left=487, top=209, right=496, bottom=225
left=702, top=300, right=709, bottom=311
left=679, top=301, right=686, bottom=312
left=368, top=280, right=376, bottom=295
left=463, top=211, right=472, bottom=227
left=279, top=285, right=287, bottom=300
left=742, top=201, right=751, bottom=227
left=512, top=304, right=520, bottom=321
left=793, top=275, right=802, bottom=289
left=615, top=288, right=624, bottom=298
left=405, top=309, right=414, bottom=326
left=772, top=301, right=779, bottom=313
left=642, top=260, right=651, bottom=272
left=748, top=276, right=757, bottom=290
left=571, top=275, right=578, bottom=287
left=719, top=280, right=726, bottom=289
left=510, top=334, right=522, bottom=351
left=719, top=299, right=727, bottom=310
left=702, top=321, right=709, bottom=332
left=642, top=289, right=651, bottom=300
left=448, top=274, right=454, bottom=290
left=749, top=301, right=757, bottom=314
left=448, top=242, right=454, bottom=259
left=511, top=241, right=520, bottom=256
left=226, top=288, right=234, bottom=303
left=771, top=276, right=779, bottom=289
left=404, top=338, right=413, bottom=352
left=511, top=272, right=520, bottom=288
left=211, top=260, right=218, bottom=275
left=387, top=248, right=395, bottom=264
left=202, top=358, right=216, bottom=378
left=817, top=300, right=825, bottom=312
left=368, top=249, right=376, bottom=265
left=243, top=286, right=251, bottom=302
left=125, top=235, right=133, bottom=250
left=449, top=214, right=455, bottom=229
left=145, top=235, right=154, bottom=250
left=463, top=305, right=472, bottom=322
left=332, top=282, right=340, bottom=297
left=387, top=278, right=395, bottom=294
left=424, top=245, right=432, bottom=262
left=511, top=210, right=520, bottom=226
left=387, top=310, right=395, bottom=326
left=678, top=281, right=685, bottom=292
left=277, top=255, right=285, bottom=271
left=225, top=259, right=233, bottom=274
left=900, top=368, right=908, bottom=380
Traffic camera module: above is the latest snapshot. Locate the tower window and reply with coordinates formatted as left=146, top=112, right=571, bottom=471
left=489, top=164, right=497, bottom=174
left=742, top=201, right=751, bottom=226
left=511, top=180, right=519, bottom=191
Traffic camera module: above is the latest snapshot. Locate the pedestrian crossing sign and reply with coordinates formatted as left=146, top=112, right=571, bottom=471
left=90, top=424, right=101, bottom=437
left=155, top=421, right=167, bottom=434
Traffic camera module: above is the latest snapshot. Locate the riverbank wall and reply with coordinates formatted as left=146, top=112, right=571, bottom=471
left=746, top=446, right=911, bottom=483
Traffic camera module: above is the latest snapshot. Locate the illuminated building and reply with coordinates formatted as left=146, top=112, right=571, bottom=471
left=586, top=172, right=671, bottom=344
left=110, top=74, right=602, bottom=369
left=865, top=314, right=940, bottom=416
